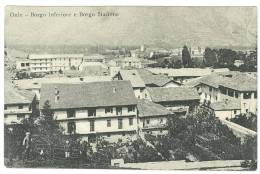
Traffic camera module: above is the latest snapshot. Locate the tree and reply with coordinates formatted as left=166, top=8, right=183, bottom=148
left=182, top=45, right=192, bottom=67
left=203, top=47, right=218, bottom=66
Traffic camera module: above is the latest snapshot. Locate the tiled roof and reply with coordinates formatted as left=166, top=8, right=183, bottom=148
left=147, top=87, right=200, bottom=103
left=190, top=71, right=257, bottom=91
left=210, top=99, right=241, bottom=111
left=119, top=70, right=146, bottom=88
left=39, top=80, right=137, bottom=109
left=5, top=86, right=35, bottom=105
left=147, top=68, right=229, bottom=77
left=137, top=69, right=177, bottom=87
left=137, top=99, right=172, bottom=117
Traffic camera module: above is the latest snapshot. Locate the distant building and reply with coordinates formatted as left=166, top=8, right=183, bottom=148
left=146, top=87, right=200, bottom=116
left=83, top=54, right=105, bottom=63
left=115, top=57, right=142, bottom=69
left=16, top=58, right=30, bottom=71
left=137, top=99, right=173, bottom=135
left=29, top=54, right=84, bottom=73
left=4, top=86, right=36, bottom=125
left=39, top=81, right=138, bottom=143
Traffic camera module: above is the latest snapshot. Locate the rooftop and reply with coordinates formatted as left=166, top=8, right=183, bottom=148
left=29, top=54, right=84, bottom=59
left=147, top=68, right=230, bottom=77
left=5, top=85, right=35, bottom=105
left=137, top=69, right=178, bottom=87
left=210, top=99, right=241, bottom=111
left=119, top=70, right=146, bottom=88
left=39, top=80, right=137, bottom=109
left=147, top=87, right=200, bottom=103
left=188, top=71, right=257, bottom=91
left=137, top=99, right=172, bottom=117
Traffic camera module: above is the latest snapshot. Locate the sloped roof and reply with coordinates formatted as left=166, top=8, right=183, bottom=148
left=210, top=99, right=241, bottom=111
left=5, top=86, right=35, bottom=105
left=137, top=69, right=177, bottom=87
left=192, top=71, right=257, bottom=91
left=39, top=80, right=137, bottom=109
left=137, top=99, right=172, bottom=117
left=147, top=68, right=229, bottom=77
left=119, top=70, right=145, bottom=88
left=147, top=87, right=200, bottom=103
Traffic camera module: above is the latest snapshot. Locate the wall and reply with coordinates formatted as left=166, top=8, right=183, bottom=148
left=214, top=109, right=241, bottom=120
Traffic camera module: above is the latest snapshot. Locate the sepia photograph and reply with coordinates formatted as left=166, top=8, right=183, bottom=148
left=3, top=5, right=257, bottom=170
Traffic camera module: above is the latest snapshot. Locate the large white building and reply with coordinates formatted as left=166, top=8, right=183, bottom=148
left=39, top=81, right=138, bottom=142
left=29, top=54, right=84, bottom=73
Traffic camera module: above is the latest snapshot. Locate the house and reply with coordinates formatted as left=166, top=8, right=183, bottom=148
left=234, top=60, right=244, bottom=67
left=29, top=54, right=84, bottom=73
left=186, top=71, right=257, bottom=115
left=14, top=76, right=112, bottom=100
left=4, top=84, right=37, bottom=125
left=147, top=68, right=229, bottom=84
left=146, top=87, right=200, bottom=115
left=137, top=69, right=182, bottom=87
left=118, top=70, right=146, bottom=99
left=83, top=54, right=105, bottom=63
left=209, top=99, right=241, bottom=120
left=137, top=100, right=173, bottom=135
left=39, top=81, right=138, bottom=143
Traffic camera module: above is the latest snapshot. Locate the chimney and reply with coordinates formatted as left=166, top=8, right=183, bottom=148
left=55, top=87, right=60, bottom=102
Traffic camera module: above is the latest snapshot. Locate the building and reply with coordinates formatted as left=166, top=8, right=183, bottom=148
left=147, top=68, right=229, bottom=84
left=29, top=54, right=84, bottom=73
left=14, top=76, right=112, bottom=100
left=186, top=71, right=257, bottom=115
left=4, top=85, right=37, bottom=125
left=209, top=99, right=241, bottom=120
left=83, top=54, right=105, bottom=63
left=115, top=57, right=142, bottom=69
left=118, top=70, right=146, bottom=99
left=234, top=60, right=244, bottom=67
left=39, top=81, right=138, bottom=142
left=146, top=87, right=200, bottom=115
left=137, top=69, right=181, bottom=88
left=16, top=58, right=30, bottom=71
left=137, top=99, right=173, bottom=135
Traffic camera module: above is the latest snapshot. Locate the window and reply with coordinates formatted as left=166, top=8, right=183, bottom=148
left=209, top=87, right=212, bottom=92
left=215, top=96, right=218, bottom=101
left=107, top=119, right=111, bottom=127
left=4, top=105, right=7, bottom=110
left=254, top=92, right=257, bottom=99
left=68, top=122, right=76, bottom=134
left=67, top=109, right=75, bottom=118
left=228, top=90, right=234, bottom=97
left=118, top=119, right=123, bottom=129
left=21, top=63, right=25, bottom=67
left=160, top=118, right=163, bottom=123
left=234, top=110, right=237, bottom=115
left=88, top=108, right=96, bottom=117
left=17, top=114, right=25, bottom=120
left=146, top=119, right=150, bottom=125
left=105, top=107, right=113, bottom=114
left=26, top=63, right=29, bottom=66
left=18, top=105, right=23, bottom=109
left=129, top=118, right=133, bottom=126
left=235, top=92, right=239, bottom=98
left=90, top=120, right=95, bottom=132
left=243, top=92, right=251, bottom=99
left=128, top=106, right=135, bottom=113
left=116, top=107, right=122, bottom=115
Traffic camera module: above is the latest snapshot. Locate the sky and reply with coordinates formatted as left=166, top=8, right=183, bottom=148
left=5, top=6, right=257, bottom=47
